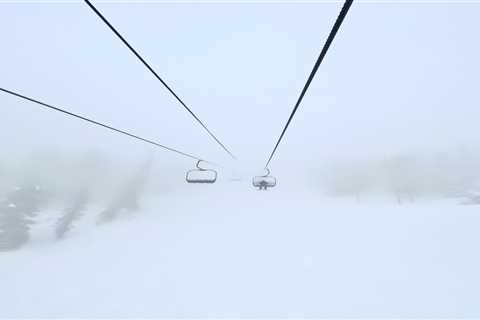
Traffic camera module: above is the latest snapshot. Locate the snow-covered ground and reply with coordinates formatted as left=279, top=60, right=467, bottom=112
left=1, top=183, right=479, bottom=317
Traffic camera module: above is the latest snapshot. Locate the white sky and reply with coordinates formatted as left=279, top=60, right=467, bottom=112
left=1, top=0, right=479, bottom=175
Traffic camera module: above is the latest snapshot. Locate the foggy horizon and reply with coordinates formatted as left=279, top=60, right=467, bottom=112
left=1, top=0, right=480, bottom=318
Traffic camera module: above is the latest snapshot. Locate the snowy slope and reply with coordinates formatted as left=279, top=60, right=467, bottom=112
left=1, top=183, right=479, bottom=317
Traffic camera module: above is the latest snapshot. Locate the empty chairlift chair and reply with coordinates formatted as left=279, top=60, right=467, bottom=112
left=186, top=160, right=217, bottom=184
left=252, top=168, right=277, bottom=190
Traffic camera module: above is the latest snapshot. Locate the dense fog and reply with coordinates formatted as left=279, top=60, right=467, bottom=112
left=2, top=147, right=480, bottom=207
left=1, top=0, right=480, bottom=317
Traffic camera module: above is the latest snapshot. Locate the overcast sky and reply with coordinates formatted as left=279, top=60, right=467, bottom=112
left=1, top=0, right=479, bottom=176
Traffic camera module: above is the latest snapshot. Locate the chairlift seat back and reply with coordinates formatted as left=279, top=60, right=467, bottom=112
left=252, top=175, right=277, bottom=188
left=186, top=169, right=217, bottom=184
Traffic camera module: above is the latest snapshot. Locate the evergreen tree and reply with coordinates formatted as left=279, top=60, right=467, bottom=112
left=0, top=203, right=30, bottom=251
left=0, top=186, right=44, bottom=251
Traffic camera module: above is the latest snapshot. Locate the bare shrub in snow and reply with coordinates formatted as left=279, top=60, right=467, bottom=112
left=383, top=156, right=420, bottom=204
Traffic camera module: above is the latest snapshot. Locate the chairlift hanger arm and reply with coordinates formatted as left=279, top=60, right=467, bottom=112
left=0, top=87, right=218, bottom=167
left=83, top=0, right=236, bottom=160
left=186, top=160, right=218, bottom=184
left=265, top=0, right=354, bottom=168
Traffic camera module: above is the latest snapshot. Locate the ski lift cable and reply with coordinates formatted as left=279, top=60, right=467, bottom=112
left=264, top=0, right=354, bottom=168
left=83, top=0, right=236, bottom=160
left=0, top=87, right=219, bottom=167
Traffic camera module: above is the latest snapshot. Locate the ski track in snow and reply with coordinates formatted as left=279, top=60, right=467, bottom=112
left=1, top=183, right=479, bottom=317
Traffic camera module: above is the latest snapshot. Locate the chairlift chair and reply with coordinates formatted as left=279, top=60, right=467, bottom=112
left=252, top=168, right=277, bottom=190
left=186, top=160, right=217, bottom=184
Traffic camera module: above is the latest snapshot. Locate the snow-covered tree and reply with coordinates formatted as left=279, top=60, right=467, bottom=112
left=0, top=186, right=45, bottom=251
left=97, top=158, right=152, bottom=225
left=55, top=190, right=89, bottom=239
left=461, top=192, right=480, bottom=205
left=0, top=203, right=31, bottom=251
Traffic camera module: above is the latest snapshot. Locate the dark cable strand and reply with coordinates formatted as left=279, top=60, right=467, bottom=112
left=83, top=0, right=236, bottom=160
left=0, top=87, right=218, bottom=166
left=265, top=0, right=354, bottom=168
